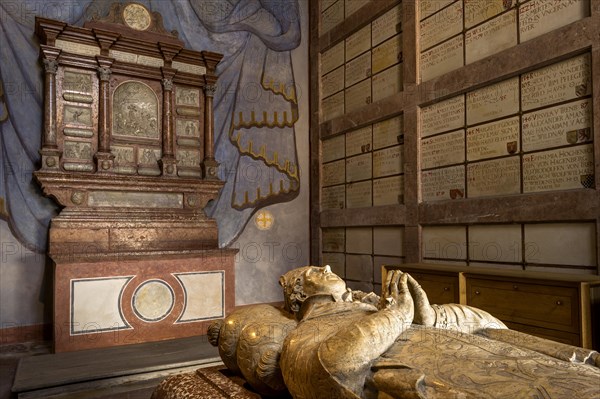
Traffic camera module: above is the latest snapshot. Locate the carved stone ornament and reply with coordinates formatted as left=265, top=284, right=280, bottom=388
left=43, top=59, right=59, bottom=74
left=162, top=78, right=173, bottom=91
left=154, top=267, right=600, bottom=399
left=97, top=66, right=112, bottom=81
left=204, top=84, right=217, bottom=97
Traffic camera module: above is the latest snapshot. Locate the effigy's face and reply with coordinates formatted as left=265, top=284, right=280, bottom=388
left=302, top=266, right=347, bottom=297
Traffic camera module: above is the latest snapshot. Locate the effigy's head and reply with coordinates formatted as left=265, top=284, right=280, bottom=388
left=279, top=265, right=347, bottom=313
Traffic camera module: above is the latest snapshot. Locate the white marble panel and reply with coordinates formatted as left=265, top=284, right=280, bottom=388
left=520, top=0, right=589, bottom=42
left=420, top=0, right=463, bottom=50
left=345, top=78, right=372, bottom=112
left=322, top=66, right=345, bottom=98
left=374, top=227, right=404, bottom=257
left=373, top=115, right=403, bottom=149
left=467, top=117, right=520, bottom=161
left=346, top=125, right=372, bottom=156
left=345, top=52, right=372, bottom=87
left=322, top=91, right=345, bottom=121
left=421, top=165, right=465, bottom=202
left=346, top=153, right=372, bottom=182
left=321, top=0, right=345, bottom=34
left=420, top=34, right=464, bottom=82
left=524, top=223, right=596, bottom=266
left=71, top=277, right=131, bottom=334
left=176, top=272, right=223, bottom=321
left=372, top=5, right=402, bottom=46
left=469, top=224, right=522, bottom=263
left=420, top=0, right=455, bottom=20
left=322, top=134, right=346, bottom=163
left=467, top=156, right=521, bottom=198
left=372, top=64, right=402, bottom=102
left=322, top=228, right=346, bottom=252
left=421, top=95, right=465, bottom=137
left=346, top=24, right=372, bottom=61
left=521, top=53, right=591, bottom=111
left=346, top=180, right=372, bottom=208
left=422, top=225, right=467, bottom=260
left=373, top=145, right=403, bottom=178
left=322, top=159, right=346, bottom=187
left=321, top=41, right=345, bottom=75
left=522, top=99, right=592, bottom=152
left=466, top=78, right=519, bottom=125
left=373, top=175, right=404, bottom=206
left=322, top=185, right=346, bottom=210
left=523, top=144, right=594, bottom=193
left=346, top=227, right=373, bottom=254
left=465, top=10, right=517, bottom=64
left=373, top=34, right=402, bottom=75
left=421, top=129, right=465, bottom=169
left=465, top=0, right=516, bottom=28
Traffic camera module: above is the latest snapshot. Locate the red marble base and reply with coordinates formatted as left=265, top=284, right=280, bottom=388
left=53, top=250, right=236, bottom=353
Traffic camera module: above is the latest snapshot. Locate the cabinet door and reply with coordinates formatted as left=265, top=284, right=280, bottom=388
left=466, top=276, right=579, bottom=334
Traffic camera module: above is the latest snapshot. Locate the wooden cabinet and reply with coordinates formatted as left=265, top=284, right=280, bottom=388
left=383, top=263, right=600, bottom=349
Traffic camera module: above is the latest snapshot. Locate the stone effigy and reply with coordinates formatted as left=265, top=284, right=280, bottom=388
left=159, top=266, right=600, bottom=398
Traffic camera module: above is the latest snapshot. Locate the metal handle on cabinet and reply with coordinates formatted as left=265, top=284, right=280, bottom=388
left=475, top=290, right=481, bottom=295
left=556, top=300, right=562, bottom=306
left=443, top=287, right=449, bottom=291
left=513, top=285, right=519, bottom=290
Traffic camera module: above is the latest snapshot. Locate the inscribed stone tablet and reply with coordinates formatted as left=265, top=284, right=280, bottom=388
left=322, top=91, right=344, bottom=121
left=346, top=153, right=372, bottom=182
left=467, top=78, right=519, bottom=125
left=421, top=165, right=465, bottom=201
left=372, top=64, right=402, bottom=102
left=372, top=5, right=402, bottom=46
left=467, top=117, right=520, bottom=161
left=346, top=125, right=372, bottom=156
left=422, top=129, right=465, bottom=169
left=522, top=99, right=592, bottom=152
left=346, top=181, right=372, bottom=208
left=420, top=0, right=455, bottom=20
left=519, top=0, right=589, bottom=42
left=323, top=159, right=345, bottom=187
left=420, top=0, right=463, bottom=51
left=421, top=95, right=465, bottom=137
left=420, top=35, right=464, bottom=82
left=322, top=185, right=346, bottom=209
left=322, top=228, right=345, bottom=252
left=465, top=0, right=515, bottom=28
left=465, top=10, right=517, bottom=65
left=373, top=115, right=403, bottom=149
left=322, top=41, right=345, bottom=75
left=345, top=52, right=372, bottom=87
left=345, top=78, right=372, bottom=113
left=345, top=0, right=369, bottom=18
left=322, top=134, right=346, bottom=163
left=521, top=53, right=591, bottom=111
left=373, top=145, right=403, bottom=178
left=373, top=175, right=404, bottom=205
left=467, top=156, right=520, bottom=197
left=523, top=144, right=594, bottom=193
left=373, top=34, right=402, bottom=75
left=346, top=24, right=372, bottom=61
left=322, top=66, right=345, bottom=98
left=322, top=0, right=344, bottom=34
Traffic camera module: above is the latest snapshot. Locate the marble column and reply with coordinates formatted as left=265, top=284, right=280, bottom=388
left=202, top=84, right=219, bottom=179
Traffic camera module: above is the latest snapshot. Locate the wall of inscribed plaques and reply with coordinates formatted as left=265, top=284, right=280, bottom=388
left=419, top=0, right=590, bottom=81
left=313, top=0, right=600, bottom=286
left=420, top=53, right=593, bottom=202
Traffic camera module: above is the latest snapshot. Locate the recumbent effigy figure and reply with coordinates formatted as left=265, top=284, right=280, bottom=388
left=204, top=266, right=600, bottom=398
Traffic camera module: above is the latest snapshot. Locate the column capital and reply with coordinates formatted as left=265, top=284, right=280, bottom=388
left=97, top=66, right=112, bottom=81
left=204, top=84, right=217, bottom=97
left=43, top=59, right=59, bottom=74
left=162, top=78, right=173, bottom=91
